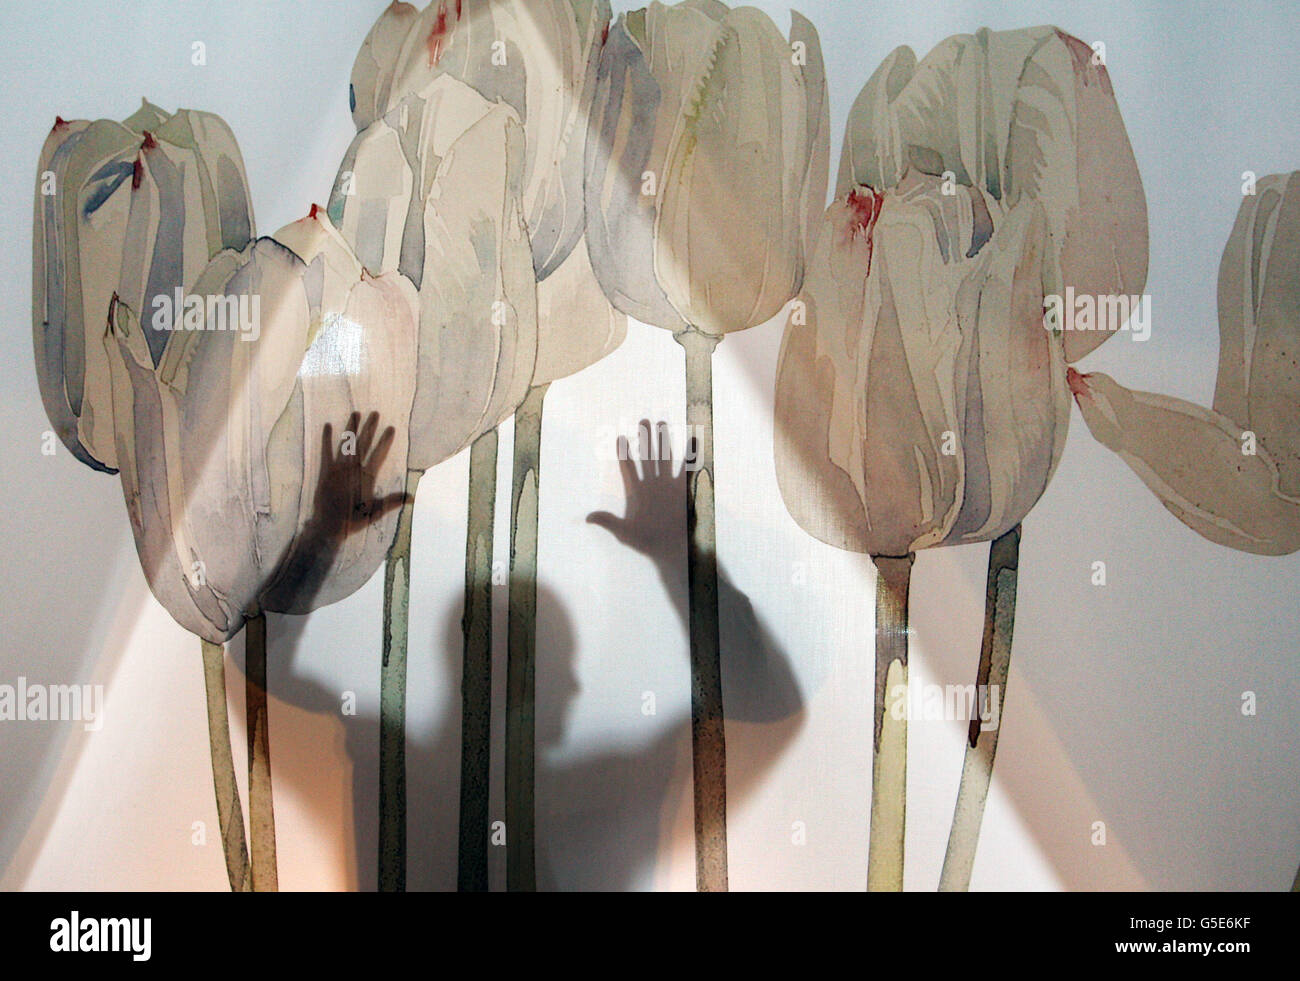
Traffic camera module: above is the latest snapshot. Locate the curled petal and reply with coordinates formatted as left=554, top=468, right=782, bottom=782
left=1072, top=370, right=1300, bottom=555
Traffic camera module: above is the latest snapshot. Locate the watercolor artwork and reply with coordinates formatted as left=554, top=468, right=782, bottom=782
left=3, top=0, right=1298, bottom=906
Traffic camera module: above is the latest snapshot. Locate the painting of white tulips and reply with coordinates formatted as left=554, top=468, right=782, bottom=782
left=8, top=0, right=1298, bottom=897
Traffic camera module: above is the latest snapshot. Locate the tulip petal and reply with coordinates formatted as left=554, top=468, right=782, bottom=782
left=584, top=14, right=689, bottom=331
left=1072, top=371, right=1300, bottom=555
left=350, top=0, right=420, bottom=130
left=1214, top=171, right=1300, bottom=496
left=329, top=118, right=415, bottom=278
left=34, top=118, right=139, bottom=471
left=262, top=256, right=419, bottom=613
left=1008, top=30, right=1148, bottom=362
left=533, top=235, right=627, bottom=386
left=791, top=10, right=830, bottom=263
left=394, top=78, right=538, bottom=470
left=942, top=199, right=1070, bottom=545
left=104, top=298, right=236, bottom=644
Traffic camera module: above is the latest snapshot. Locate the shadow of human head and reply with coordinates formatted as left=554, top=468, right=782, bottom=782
left=433, top=576, right=578, bottom=751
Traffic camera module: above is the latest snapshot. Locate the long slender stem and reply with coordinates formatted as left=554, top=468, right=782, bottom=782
left=458, top=429, right=498, bottom=892
left=379, top=470, right=421, bottom=892
left=200, top=639, right=251, bottom=892
left=506, top=384, right=548, bottom=892
left=675, top=327, right=728, bottom=893
left=245, top=611, right=277, bottom=892
left=939, top=526, right=1021, bottom=892
left=869, top=553, right=914, bottom=892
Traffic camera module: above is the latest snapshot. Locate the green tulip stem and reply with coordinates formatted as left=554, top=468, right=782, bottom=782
left=505, top=383, right=549, bottom=893
left=675, top=326, right=728, bottom=893
left=200, top=639, right=251, bottom=892
left=459, top=429, right=499, bottom=892
left=939, top=526, right=1021, bottom=892
left=869, top=553, right=914, bottom=892
left=244, top=611, right=278, bottom=892
left=379, top=469, right=421, bottom=892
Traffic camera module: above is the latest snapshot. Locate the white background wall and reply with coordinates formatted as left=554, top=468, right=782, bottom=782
left=1, top=0, right=1298, bottom=891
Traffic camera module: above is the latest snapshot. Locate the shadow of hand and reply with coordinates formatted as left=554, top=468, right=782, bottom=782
left=269, top=411, right=409, bottom=612
left=587, top=419, right=689, bottom=572
left=309, top=410, right=408, bottom=540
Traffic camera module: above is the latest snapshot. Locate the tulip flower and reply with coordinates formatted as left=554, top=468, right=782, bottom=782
left=33, top=101, right=254, bottom=473
left=582, top=0, right=828, bottom=891
left=774, top=26, right=1147, bottom=890
left=330, top=71, right=536, bottom=889
left=104, top=208, right=419, bottom=889
left=33, top=101, right=261, bottom=890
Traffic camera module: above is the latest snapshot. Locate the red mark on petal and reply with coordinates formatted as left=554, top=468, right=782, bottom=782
left=842, top=187, right=884, bottom=273
left=132, top=156, right=144, bottom=190
left=426, top=2, right=452, bottom=66
left=1066, top=367, right=1092, bottom=400
left=54, top=116, right=69, bottom=130
left=141, top=131, right=158, bottom=151
left=1055, top=29, right=1112, bottom=94
left=310, top=203, right=321, bottom=220
left=846, top=187, right=884, bottom=239
left=601, top=22, right=610, bottom=46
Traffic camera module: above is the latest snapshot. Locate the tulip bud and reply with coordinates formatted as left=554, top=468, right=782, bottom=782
left=585, top=2, right=829, bottom=338
left=776, top=173, right=1065, bottom=557
left=104, top=220, right=419, bottom=643
left=33, top=103, right=254, bottom=473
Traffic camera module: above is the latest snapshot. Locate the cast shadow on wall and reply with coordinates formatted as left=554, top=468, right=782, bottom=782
left=228, top=427, right=805, bottom=890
